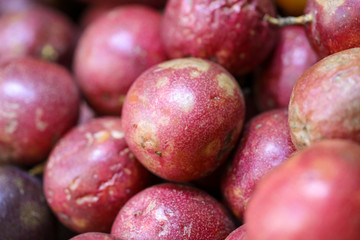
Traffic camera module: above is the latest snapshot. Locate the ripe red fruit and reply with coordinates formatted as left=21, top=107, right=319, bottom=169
left=288, top=47, right=360, bottom=149
left=222, top=108, right=296, bottom=220
left=74, top=5, right=168, bottom=115
left=254, top=25, right=319, bottom=111
left=0, top=57, right=79, bottom=166
left=44, top=117, right=152, bottom=233
left=245, top=139, right=360, bottom=240
left=0, top=6, right=78, bottom=66
left=162, top=0, right=279, bottom=76
left=122, top=58, right=245, bottom=182
left=305, top=0, right=360, bottom=57
left=111, top=183, right=235, bottom=240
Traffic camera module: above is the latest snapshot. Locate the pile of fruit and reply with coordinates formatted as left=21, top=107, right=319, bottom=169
left=0, top=0, right=359, bottom=239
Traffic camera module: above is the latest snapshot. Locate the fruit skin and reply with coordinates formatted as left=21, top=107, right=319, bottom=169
left=70, top=232, right=119, bottom=240
left=305, top=0, right=360, bottom=58
left=162, top=0, right=278, bottom=76
left=77, top=0, right=167, bottom=9
left=44, top=117, right=152, bottom=233
left=122, top=58, right=245, bottom=182
left=0, top=165, right=56, bottom=240
left=74, top=5, right=168, bottom=115
left=288, top=47, right=360, bottom=150
left=225, top=224, right=248, bottom=240
left=0, top=6, right=78, bottom=66
left=0, top=57, right=80, bottom=166
left=254, top=25, right=319, bottom=111
left=245, top=139, right=360, bottom=240
left=222, top=108, right=296, bottom=220
left=111, top=183, right=235, bottom=240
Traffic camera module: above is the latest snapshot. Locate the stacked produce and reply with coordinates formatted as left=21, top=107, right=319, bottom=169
left=0, top=0, right=359, bottom=239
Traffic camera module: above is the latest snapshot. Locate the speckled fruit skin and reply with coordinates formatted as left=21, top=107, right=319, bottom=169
left=162, top=0, right=278, bottom=76
left=0, top=165, right=55, bottom=240
left=0, top=6, right=78, bottom=66
left=254, top=26, right=319, bottom=111
left=225, top=224, right=247, bottom=240
left=288, top=48, right=360, bottom=150
left=222, top=108, right=296, bottom=220
left=245, top=140, right=360, bottom=240
left=70, top=232, right=119, bottom=240
left=0, top=57, right=79, bottom=166
left=122, top=58, right=245, bottom=182
left=111, top=183, right=235, bottom=240
left=305, top=0, right=360, bottom=58
left=74, top=5, right=168, bottom=115
left=78, top=0, right=167, bottom=9
left=44, top=117, right=152, bottom=233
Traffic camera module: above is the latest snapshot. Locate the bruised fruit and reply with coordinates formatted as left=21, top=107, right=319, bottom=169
left=225, top=224, right=248, bottom=240
left=0, top=165, right=56, bottom=240
left=0, top=6, right=78, bottom=66
left=254, top=25, right=319, bottom=111
left=288, top=47, right=360, bottom=150
left=245, top=139, right=360, bottom=240
left=44, top=117, right=152, bottom=233
left=70, top=232, right=119, bottom=240
left=0, top=57, right=79, bottom=166
left=74, top=5, right=167, bottom=115
left=111, top=183, right=235, bottom=240
left=222, top=108, right=296, bottom=220
left=305, top=0, right=360, bottom=57
left=162, top=0, right=279, bottom=76
left=122, top=58, right=245, bottom=182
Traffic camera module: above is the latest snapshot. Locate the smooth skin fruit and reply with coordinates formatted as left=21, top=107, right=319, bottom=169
left=305, top=0, right=360, bottom=57
left=245, top=139, right=360, bottom=240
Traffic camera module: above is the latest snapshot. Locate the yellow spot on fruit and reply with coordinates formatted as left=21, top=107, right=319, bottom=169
left=41, top=44, right=58, bottom=61
left=158, top=58, right=210, bottom=73
left=202, top=139, right=221, bottom=156
left=217, top=73, right=236, bottom=96
left=94, top=130, right=110, bottom=142
left=156, top=77, right=169, bottom=88
left=35, top=108, right=48, bottom=131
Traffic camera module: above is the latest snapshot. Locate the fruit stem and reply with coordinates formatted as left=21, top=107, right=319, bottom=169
left=264, top=14, right=313, bottom=26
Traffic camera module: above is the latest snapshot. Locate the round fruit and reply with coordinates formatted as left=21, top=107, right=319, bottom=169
left=74, top=5, right=167, bottom=115
left=288, top=47, right=360, bottom=149
left=162, top=0, right=278, bottom=76
left=305, top=0, right=360, bottom=57
left=0, top=6, right=77, bottom=66
left=222, top=108, right=296, bottom=220
left=111, top=183, right=235, bottom=240
left=44, top=117, right=152, bottom=233
left=254, top=25, right=319, bottom=111
left=0, top=165, right=56, bottom=240
left=0, top=57, right=79, bottom=166
left=122, top=57, right=245, bottom=182
left=245, top=139, right=360, bottom=240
